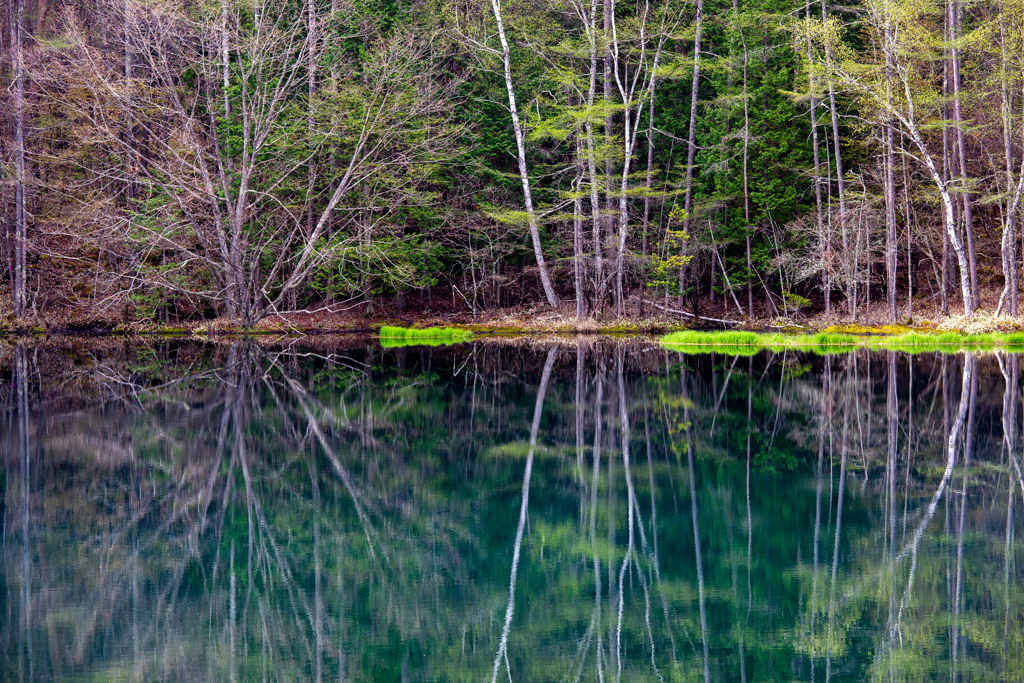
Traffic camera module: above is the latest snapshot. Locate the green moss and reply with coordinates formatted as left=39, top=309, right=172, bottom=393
left=379, top=325, right=473, bottom=347
left=659, top=331, right=765, bottom=348
left=659, top=329, right=1024, bottom=355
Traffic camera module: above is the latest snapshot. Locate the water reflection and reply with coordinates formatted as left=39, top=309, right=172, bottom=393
left=1, top=340, right=1022, bottom=682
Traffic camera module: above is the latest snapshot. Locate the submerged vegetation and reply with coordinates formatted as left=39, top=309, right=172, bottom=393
left=660, top=330, right=1024, bottom=354
left=378, top=325, right=473, bottom=347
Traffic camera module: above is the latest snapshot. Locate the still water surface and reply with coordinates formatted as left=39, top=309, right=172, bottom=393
left=1, top=339, right=1022, bottom=682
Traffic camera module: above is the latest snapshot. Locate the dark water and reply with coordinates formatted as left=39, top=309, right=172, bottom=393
left=1, top=339, right=1022, bottom=682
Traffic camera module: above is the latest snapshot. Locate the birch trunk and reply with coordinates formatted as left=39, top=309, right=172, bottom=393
left=574, top=165, right=585, bottom=319
left=489, top=0, right=559, bottom=307
left=680, top=0, right=703, bottom=312
left=951, top=0, right=978, bottom=311
left=585, top=1, right=602, bottom=315
left=884, top=14, right=898, bottom=321
left=804, top=1, right=826, bottom=315
left=885, top=124, right=898, bottom=321
left=739, top=0, right=752, bottom=316
left=602, top=0, right=613, bottom=311
left=941, top=11, right=952, bottom=316
left=822, top=0, right=848, bottom=316
left=997, top=0, right=1019, bottom=315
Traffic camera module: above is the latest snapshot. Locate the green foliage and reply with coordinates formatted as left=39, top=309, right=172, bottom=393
left=783, top=290, right=813, bottom=313
left=648, top=206, right=694, bottom=297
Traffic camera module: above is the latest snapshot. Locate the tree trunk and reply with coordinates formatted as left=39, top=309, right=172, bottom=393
left=884, top=14, right=898, bottom=322
left=220, top=0, right=231, bottom=116
left=614, top=118, right=635, bottom=318
left=574, top=166, right=585, bottom=320
left=680, top=0, right=703, bottom=312
left=306, top=0, right=316, bottom=256
left=906, top=128, right=973, bottom=316
left=585, top=13, right=602, bottom=318
left=588, top=156, right=602, bottom=317
left=36, top=0, right=49, bottom=35
left=998, top=0, right=1018, bottom=316
left=805, top=1, right=826, bottom=316
left=642, top=80, right=655, bottom=260
left=642, top=71, right=657, bottom=317
left=941, top=12, right=952, bottom=317
left=872, top=13, right=973, bottom=316
left=13, top=0, right=27, bottom=317
left=822, top=0, right=848, bottom=316
left=885, top=124, right=898, bottom=322
left=124, top=0, right=136, bottom=203
left=489, top=0, right=559, bottom=307
left=602, top=0, right=613, bottom=312
left=951, top=0, right=977, bottom=312
left=738, top=0, right=752, bottom=317
left=612, top=29, right=661, bottom=318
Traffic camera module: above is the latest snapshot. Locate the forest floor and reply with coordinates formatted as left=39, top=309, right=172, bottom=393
left=2, top=282, right=1023, bottom=337
left=2, top=286, right=1024, bottom=337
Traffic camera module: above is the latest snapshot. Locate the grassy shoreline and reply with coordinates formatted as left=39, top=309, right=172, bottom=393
left=659, top=329, right=1024, bottom=354
left=5, top=308, right=1024, bottom=349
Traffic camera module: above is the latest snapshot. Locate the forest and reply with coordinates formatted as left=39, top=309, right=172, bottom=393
left=1, top=0, right=1023, bottom=327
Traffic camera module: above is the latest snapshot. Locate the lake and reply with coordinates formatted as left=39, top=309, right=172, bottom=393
left=1, top=338, right=1021, bottom=682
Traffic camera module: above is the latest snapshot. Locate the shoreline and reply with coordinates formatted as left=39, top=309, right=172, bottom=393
left=3, top=303, right=1024, bottom=339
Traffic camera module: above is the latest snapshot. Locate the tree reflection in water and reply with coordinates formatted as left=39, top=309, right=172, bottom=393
left=1, top=340, right=1023, bottom=682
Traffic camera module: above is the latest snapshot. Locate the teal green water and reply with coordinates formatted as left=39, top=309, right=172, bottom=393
left=1, top=341, right=1022, bottom=682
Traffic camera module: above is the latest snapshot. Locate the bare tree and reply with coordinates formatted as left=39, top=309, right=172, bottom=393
left=37, top=0, right=459, bottom=325
left=819, top=0, right=974, bottom=316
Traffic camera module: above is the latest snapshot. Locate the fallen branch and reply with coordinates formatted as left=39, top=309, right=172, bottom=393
left=639, top=298, right=743, bottom=326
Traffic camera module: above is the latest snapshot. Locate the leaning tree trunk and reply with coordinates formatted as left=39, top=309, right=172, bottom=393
left=951, top=0, right=977, bottom=312
left=489, top=0, right=559, bottom=307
